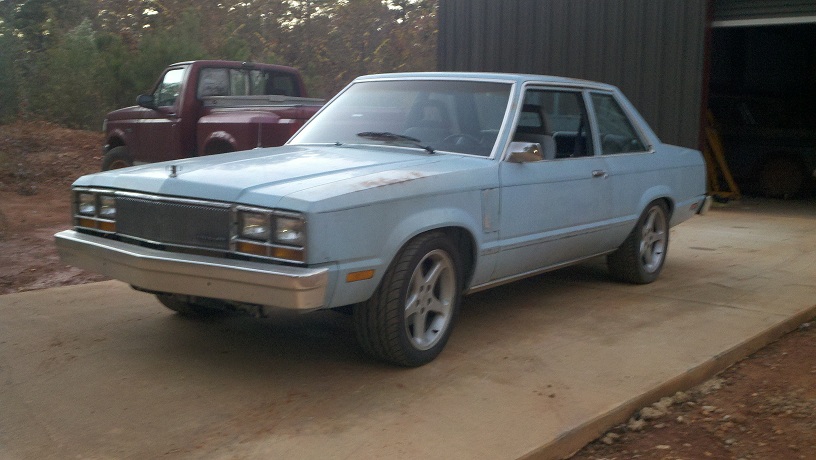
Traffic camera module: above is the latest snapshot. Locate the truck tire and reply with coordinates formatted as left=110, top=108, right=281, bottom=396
left=101, top=146, right=133, bottom=171
left=354, top=231, right=462, bottom=367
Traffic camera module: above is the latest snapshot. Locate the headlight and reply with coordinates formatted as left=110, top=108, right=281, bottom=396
left=239, top=212, right=270, bottom=241
left=275, top=216, right=305, bottom=245
left=235, top=209, right=305, bottom=263
left=99, top=195, right=117, bottom=219
left=78, top=192, right=96, bottom=216
left=74, top=189, right=116, bottom=232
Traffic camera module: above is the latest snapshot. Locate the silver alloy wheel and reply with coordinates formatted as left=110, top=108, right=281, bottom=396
left=404, top=249, right=456, bottom=351
left=639, top=205, right=668, bottom=273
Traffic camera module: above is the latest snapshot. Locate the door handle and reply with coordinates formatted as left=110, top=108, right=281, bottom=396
left=592, top=170, right=608, bottom=179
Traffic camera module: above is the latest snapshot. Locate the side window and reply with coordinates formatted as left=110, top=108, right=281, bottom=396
left=513, top=89, right=593, bottom=159
left=590, top=93, right=647, bottom=154
left=154, top=67, right=185, bottom=107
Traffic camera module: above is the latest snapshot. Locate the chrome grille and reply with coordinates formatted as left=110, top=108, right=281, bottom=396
left=115, top=195, right=231, bottom=250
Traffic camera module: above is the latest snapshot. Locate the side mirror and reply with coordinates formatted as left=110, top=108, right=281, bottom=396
left=136, top=94, right=157, bottom=110
left=507, top=142, right=544, bottom=163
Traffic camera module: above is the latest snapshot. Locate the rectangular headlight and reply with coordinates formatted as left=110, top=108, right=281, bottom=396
left=77, top=192, right=96, bottom=216
left=234, top=208, right=306, bottom=263
left=239, top=212, right=271, bottom=241
left=274, top=216, right=305, bottom=245
left=98, top=195, right=116, bottom=219
left=74, top=189, right=117, bottom=233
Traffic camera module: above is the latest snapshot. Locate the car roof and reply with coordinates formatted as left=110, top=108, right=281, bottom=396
left=354, top=71, right=618, bottom=92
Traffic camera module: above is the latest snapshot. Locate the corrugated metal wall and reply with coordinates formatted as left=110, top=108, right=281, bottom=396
left=714, top=0, right=816, bottom=23
left=437, top=0, right=708, bottom=149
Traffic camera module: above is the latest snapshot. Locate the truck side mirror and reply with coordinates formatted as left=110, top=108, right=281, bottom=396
left=136, top=94, right=157, bottom=110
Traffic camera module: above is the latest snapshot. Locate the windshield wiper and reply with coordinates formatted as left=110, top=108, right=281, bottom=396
left=357, top=131, right=435, bottom=154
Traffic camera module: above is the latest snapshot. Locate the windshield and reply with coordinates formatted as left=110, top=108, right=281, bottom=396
left=290, top=80, right=512, bottom=156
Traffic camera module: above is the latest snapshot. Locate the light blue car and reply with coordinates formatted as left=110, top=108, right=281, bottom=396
left=55, top=73, right=709, bottom=366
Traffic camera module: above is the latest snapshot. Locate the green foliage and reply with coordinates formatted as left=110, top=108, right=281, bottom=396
left=27, top=19, right=104, bottom=129
left=2, top=0, right=440, bottom=127
left=0, top=34, right=20, bottom=123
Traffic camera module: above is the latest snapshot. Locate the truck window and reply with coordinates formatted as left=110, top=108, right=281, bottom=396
left=154, top=67, right=185, bottom=107
left=252, top=71, right=300, bottom=97
left=229, top=69, right=249, bottom=95
left=198, top=68, right=301, bottom=98
left=198, top=68, right=230, bottom=98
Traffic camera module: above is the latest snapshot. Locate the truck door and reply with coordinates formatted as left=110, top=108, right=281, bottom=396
left=137, top=66, right=186, bottom=162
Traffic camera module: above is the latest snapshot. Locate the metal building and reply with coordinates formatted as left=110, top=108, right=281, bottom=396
left=438, top=0, right=816, bottom=151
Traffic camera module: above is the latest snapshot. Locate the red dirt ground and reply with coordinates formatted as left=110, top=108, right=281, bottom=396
left=1, top=121, right=814, bottom=459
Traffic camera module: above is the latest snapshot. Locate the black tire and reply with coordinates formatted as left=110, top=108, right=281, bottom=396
left=758, top=157, right=805, bottom=199
left=354, top=231, right=462, bottom=367
left=607, top=201, right=669, bottom=284
left=101, top=146, right=133, bottom=171
left=156, top=294, right=219, bottom=318
left=204, top=141, right=234, bottom=156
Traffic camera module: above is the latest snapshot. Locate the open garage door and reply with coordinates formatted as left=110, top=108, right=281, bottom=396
left=708, top=1, right=816, bottom=198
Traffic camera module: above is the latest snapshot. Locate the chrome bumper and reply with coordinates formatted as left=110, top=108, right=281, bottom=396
left=54, top=230, right=329, bottom=310
left=698, top=195, right=713, bottom=215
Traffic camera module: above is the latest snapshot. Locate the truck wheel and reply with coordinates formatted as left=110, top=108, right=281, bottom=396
left=101, top=146, right=133, bottom=171
left=607, top=201, right=669, bottom=284
left=155, top=294, right=219, bottom=318
left=758, top=157, right=804, bottom=199
left=354, top=231, right=462, bottom=367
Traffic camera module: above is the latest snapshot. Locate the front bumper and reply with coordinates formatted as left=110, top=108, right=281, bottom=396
left=54, top=230, right=329, bottom=310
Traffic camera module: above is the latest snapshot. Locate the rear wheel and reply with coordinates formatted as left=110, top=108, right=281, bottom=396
left=608, top=201, right=669, bottom=284
left=354, top=231, right=462, bottom=367
left=101, top=146, right=133, bottom=171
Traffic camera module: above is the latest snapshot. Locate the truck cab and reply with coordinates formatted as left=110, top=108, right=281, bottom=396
left=102, top=60, right=321, bottom=170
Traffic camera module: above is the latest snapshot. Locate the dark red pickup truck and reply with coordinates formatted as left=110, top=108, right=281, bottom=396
left=101, top=60, right=323, bottom=170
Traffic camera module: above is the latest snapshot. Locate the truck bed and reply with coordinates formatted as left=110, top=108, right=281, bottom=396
left=202, top=95, right=324, bottom=109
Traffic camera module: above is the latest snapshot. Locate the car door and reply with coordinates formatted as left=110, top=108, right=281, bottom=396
left=492, top=87, right=615, bottom=281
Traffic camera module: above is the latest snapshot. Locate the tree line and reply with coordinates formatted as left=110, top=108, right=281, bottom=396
left=0, top=0, right=438, bottom=129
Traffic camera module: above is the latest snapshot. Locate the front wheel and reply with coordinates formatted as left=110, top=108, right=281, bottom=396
left=101, top=146, right=133, bottom=171
left=607, top=202, right=669, bottom=284
left=354, top=232, right=462, bottom=367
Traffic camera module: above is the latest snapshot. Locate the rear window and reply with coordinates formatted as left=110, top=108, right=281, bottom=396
left=197, top=68, right=301, bottom=98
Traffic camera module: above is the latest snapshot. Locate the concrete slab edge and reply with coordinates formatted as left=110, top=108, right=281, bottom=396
left=519, top=304, right=816, bottom=460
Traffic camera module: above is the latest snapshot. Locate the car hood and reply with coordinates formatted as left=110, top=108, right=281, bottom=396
left=74, top=145, right=494, bottom=211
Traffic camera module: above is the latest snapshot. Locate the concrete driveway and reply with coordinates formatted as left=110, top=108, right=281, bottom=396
left=1, top=199, right=815, bottom=459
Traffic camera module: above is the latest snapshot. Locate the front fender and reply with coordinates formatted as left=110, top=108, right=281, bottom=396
left=105, top=129, right=129, bottom=150
left=317, top=198, right=484, bottom=308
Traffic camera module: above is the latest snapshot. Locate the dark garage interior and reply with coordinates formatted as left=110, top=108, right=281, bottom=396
left=708, top=23, right=816, bottom=198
